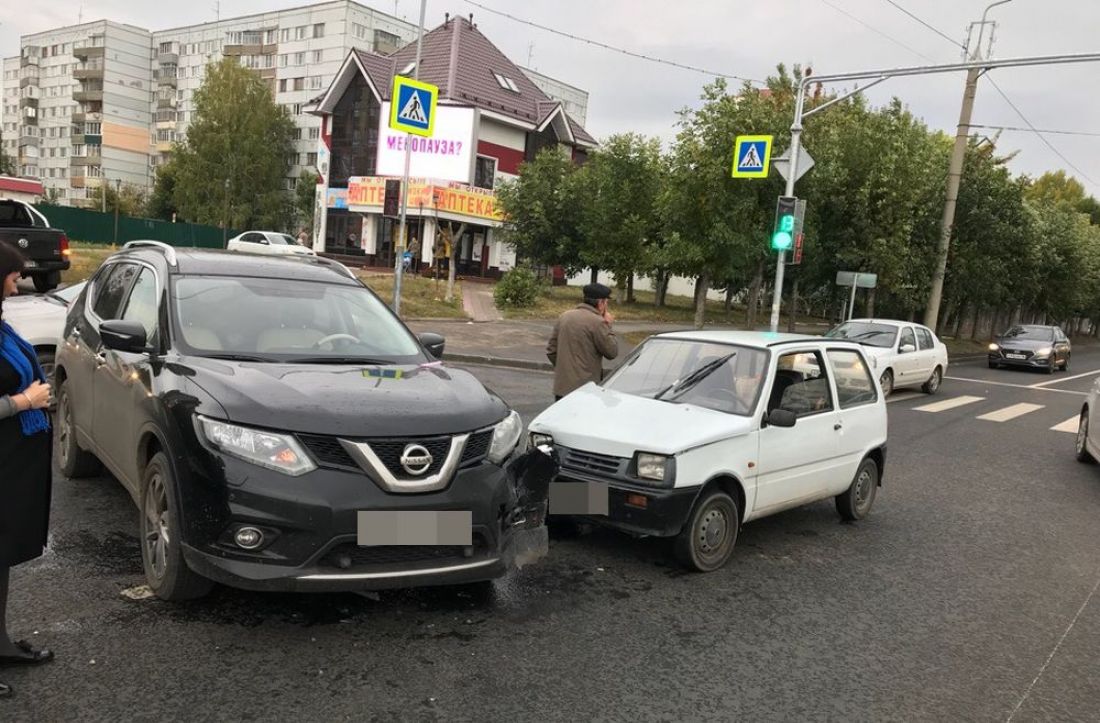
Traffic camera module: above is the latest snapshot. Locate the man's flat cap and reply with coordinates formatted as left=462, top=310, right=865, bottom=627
left=583, top=283, right=612, bottom=300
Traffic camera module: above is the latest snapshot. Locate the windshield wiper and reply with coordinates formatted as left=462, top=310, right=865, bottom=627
left=291, top=356, right=391, bottom=365
left=201, top=353, right=274, bottom=363
left=654, top=352, right=737, bottom=401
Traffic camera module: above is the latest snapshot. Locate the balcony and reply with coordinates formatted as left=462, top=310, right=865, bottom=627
left=71, top=110, right=102, bottom=125
left=155, top=140, right=173, bottom=153
left=70, top=175, right=103, bottom=189
left=73, top=63, right=105, bottom=80
left=70, top=151, right=101, bottom=167
left=73, top=42, right=105, bottom=60
left=18, top=134, right=39, bottom=148
left=73, top=88, right=104, bottom=103
left=157, top=49, right=179, bottom=65
left=19, top=96, right=38, bottom=110
left=19, top=71, right=40, bottom=89
left=20, top=53, right=40, bottom=68
left=156, top=71, right=178, bottom=87
left=223, top=43, right=263, bottom=56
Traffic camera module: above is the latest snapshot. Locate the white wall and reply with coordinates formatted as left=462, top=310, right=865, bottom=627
left=567, top=269, right=728, bottom=302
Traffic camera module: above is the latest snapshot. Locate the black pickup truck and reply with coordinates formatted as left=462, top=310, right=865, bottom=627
left=0, top=199, right=70, bottom=291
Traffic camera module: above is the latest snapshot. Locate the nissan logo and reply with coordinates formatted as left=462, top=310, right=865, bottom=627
left=399, top=444, right=433, bottom=476
left=17, top=238, right=28, bottom=249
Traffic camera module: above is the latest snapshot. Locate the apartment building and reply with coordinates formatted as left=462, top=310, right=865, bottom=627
left=0, top=1, right=591, bottom=207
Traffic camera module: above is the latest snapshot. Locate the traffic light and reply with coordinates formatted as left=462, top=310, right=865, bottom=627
left=383, top=179, right=401, bottom=218
left=772, top=196, right=797, bottom=251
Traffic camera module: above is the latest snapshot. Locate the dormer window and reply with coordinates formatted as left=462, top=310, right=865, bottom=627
left=492, top=71, right=519, bottom=93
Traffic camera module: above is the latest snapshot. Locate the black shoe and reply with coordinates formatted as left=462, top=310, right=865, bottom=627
left=0, top=681, right=11, bottom=698
left=0, top=640, right=54, bottom=666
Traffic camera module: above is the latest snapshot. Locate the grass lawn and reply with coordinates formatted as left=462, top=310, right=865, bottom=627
left=63, top=242, right=118, bottom=284
left=505, top=285, right=766, bottom=325
left=358, top=272, right=466, bottom=319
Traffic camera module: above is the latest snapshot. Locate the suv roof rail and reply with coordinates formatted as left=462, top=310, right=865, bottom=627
left=123, top=240, right=178, bottom=266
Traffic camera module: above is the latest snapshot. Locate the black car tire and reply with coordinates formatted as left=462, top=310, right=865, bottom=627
left=31, top=271, right=60, bottom=293
left=56, top=379, right=101, bottom=478
left=988, top=361, right=999, bottom=369
left=921, top=366, right=942, bottom=395
left=1063, top=354, right=1071, bottom=372
left=1046, top=359, right=1056, bottom=375
left=140, top=452, right=214, bottom=601
left=837, top=457, right=879, bottom=522
left=1076, top=409, right=1094, bottom=464
left=674, top=489, right=739, bottom=572
left=879, top=369, right=894, bottom=397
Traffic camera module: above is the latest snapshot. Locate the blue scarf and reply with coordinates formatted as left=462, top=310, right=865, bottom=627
left=0, top=321, right=50, bottom=436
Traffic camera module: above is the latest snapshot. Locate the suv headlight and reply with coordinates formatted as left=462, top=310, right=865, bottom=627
left=198, top=416, right=316, bottom=476
left=488, top=411, right=524, bottom=465
left=635, top=452, right=673, bottom=484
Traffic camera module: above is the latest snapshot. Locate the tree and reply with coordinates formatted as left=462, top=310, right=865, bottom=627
left=0, top=137, right=14, bottom=177
left=146, top=161, right=179, bottom=221
left=496, top=148, right=587, bottom=275
left=41, top=186, right=63, bottom=205
left=89, top=182, right=149, bottom=217
left=295, top=170, right=320, bottom=233
left=172, top=57, right=297, bottom=231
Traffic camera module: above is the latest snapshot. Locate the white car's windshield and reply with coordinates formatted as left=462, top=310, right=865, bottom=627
left=603, top=339, right=768, bottom=416
left=51, top=280, right=86, bottom=304
left=171, top=276, right=423, bottom=363
left=825, top=322, right=898, bottom=348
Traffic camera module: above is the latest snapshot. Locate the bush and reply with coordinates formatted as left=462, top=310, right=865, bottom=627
left=493, top=267, right=543, bottom=308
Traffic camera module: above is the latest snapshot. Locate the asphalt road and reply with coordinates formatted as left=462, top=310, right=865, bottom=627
left=6, top=351, right=1100, bottom=721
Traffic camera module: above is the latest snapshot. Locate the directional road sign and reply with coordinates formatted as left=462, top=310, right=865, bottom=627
left=390, top=75, right=438, bottom=137
left=836, top=271, right=878, bottom=289
left=731, top=135, right=773, bottom=178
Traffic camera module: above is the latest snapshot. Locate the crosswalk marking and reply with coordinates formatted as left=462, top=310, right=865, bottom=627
left=1051, top=416, right=1081, bottom=434
left=886, top=391, right=923, bottom=404
left=977, top=403, right=1045, bottom=422
left=914, top=395, right=984, bottom=413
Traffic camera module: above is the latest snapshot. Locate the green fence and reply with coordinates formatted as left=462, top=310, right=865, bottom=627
left=33, top=204, right=240, bottom=249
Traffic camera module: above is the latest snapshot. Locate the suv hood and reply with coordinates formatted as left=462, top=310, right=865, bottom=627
left=183, top=358, right=509, bottom=437
left=529, top=383, right=754, bottom=457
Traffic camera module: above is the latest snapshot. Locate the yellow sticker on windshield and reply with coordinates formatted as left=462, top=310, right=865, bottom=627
left=363, top=368, right=403, bottom=380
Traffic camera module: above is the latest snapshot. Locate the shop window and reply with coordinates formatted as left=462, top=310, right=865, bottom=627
left=474, top=156, right=496, bottom=190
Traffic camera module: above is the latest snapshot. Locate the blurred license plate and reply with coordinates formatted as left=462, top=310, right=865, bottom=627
left=1007, top=353, right=1026, bottom=360
left=550, top=480, right=609, bottom=516
left=357, top=510, right=471, bottom=546
left=23, top=260, right=37, bottom=268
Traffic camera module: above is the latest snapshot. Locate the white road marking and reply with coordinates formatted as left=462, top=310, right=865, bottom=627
left=976, top=403, right=1044, bottom=423
left=1051, top=416, right=1081, bottom=434
left=886, top=391, right=923, bottom=404
left=913, top=395, right=984, bottom=413
left=1029, top=368, right=1100, bottom=388
left=945, top=376, right=1087, bottom=397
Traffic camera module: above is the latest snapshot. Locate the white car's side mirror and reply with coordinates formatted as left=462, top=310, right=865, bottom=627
left=900, top=343, right=916, bottom=354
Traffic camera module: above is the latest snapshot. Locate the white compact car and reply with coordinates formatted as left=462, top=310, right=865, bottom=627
left=5, top=280, right=86, bottom=379
left=1076, top=385, right=1100, bottom=464
left=825, top=318, right=949, bottom=396
left=226, top=231, right=316, bottom=257
left=528, top=331, right=888, bottom=572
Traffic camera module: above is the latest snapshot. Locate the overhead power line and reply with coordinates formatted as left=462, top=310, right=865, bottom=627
left=817, top=0, right=936, bottom=62
left=459, top=0, right=762, bottom=84
left=972, top=124, right=1100, bottom=138
left=881, top=0, right=965, bottom=50
left=986, top=76, right=1097, bottom=187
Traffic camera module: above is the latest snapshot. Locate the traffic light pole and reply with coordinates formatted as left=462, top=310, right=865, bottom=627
left=392, top=0, right=427, bottom=315
left=769, top=51, right=1100, bottom=334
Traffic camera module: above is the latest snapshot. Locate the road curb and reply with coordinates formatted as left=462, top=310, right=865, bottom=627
left=443, top=352, right=553, bottom=372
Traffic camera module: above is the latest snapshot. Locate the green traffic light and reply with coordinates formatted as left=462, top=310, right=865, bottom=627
left=772, top=230, right=793, bottom=250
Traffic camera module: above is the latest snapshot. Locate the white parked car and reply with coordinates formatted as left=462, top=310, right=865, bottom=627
left=528, top=331, right=888, bottom=572
left=5, top=280, right=86, bottom=379
left=824, top=318, right=949, bottom=396
left=226, top=231, right=316, bottom=257
left=1076, top=385, right=1100, bottom=464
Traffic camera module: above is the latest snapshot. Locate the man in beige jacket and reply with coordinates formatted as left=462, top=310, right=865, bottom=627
left=546, top=283, right=619, bottom=400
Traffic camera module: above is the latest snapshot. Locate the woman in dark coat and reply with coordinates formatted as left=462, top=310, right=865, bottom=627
left=0, top=243, right=56, bottom=698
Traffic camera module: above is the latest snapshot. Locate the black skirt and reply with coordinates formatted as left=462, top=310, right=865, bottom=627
left=0, top=352, right=53, bottom=567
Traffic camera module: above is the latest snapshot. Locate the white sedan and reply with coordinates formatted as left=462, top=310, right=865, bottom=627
left=226, top=231, right=316, bottom=257
left=5, top=280, right=87, bottom=380
left=825, top=318, right=949, bottom=396
left=529, top=331, right=888, bottom=572
left=1076, top=384, right=1100, bottom=464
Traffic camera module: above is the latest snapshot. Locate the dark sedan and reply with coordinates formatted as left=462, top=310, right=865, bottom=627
left=988, top=325, right=1071, bottom=373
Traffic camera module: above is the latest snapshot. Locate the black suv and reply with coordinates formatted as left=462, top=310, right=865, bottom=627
left=55, top=241, right=554, bottom=600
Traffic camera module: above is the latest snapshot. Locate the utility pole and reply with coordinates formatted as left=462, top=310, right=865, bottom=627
left=924, top=0, right=1013, bottom=331
left=392, top=0, right=427, bottom=315
left=222, top=177, right=229, bottom=246
left=113, top=178, right=120, bottom=245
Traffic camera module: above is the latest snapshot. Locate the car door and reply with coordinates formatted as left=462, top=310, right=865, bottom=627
left=93, top=265, right=159, bottom=491
left=894, top=326, right=920, bottom=385
left=825, top=348, right=882, bottom=493
left=754, top=348, right=846, bottom=515
left=913, top=326, right=937, bottom=382
left=66, top=261, right=139, bottom=450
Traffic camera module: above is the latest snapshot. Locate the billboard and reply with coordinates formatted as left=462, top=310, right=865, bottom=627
left=376, top=103, right=477, bottom=183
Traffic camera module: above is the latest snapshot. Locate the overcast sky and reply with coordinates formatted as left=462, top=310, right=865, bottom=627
left=4, top=0, right=1099, bottom=190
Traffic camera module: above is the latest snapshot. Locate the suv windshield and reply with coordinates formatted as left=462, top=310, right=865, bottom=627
left=1001, top=326, right=1054, bottom=341
left=603, top=339, right=768, bottom=416
left=170, top=275, right=424, bottom=363
left=825, top=322, right=898, bottom=348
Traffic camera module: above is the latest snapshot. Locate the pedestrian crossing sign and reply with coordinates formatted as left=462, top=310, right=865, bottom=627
left=731, top=135, right=773, bottom=178
left=390, top=75, right=438, bottom=137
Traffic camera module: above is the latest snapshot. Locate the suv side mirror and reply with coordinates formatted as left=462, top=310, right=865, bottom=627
left=765, top=409, right=797, bottom=428
left=900, top=343, right=916, bottom=354
left=100, top=319, right=149, bottom=354
left=418, top=332, right=446, bottom=359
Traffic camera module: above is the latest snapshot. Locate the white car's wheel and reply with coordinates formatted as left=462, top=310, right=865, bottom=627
left=1076, top=408, right=1094, bottom=464
left=879, top=369, right=894, bottom=397
left=921, top=366, right=942, bottom=395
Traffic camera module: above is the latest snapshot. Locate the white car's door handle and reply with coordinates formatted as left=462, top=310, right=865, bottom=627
left=834, top=423, right=843, bottom=431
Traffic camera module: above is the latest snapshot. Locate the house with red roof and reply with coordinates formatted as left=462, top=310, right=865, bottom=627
left=309, top=13, right=596, bottom=277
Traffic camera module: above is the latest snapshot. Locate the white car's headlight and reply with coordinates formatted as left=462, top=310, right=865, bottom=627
left=198, top=416, right=316, bottom=476
left=636, top=452, right=672, bottom=483
left=529, top=432, right=554, bottom=449
left=1035, top=347, right=1053, bottom=357
left=488, top=411, right=524, bottom=464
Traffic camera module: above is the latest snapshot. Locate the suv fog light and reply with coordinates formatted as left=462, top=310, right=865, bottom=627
left=234, top=526, right=265, bottom=550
